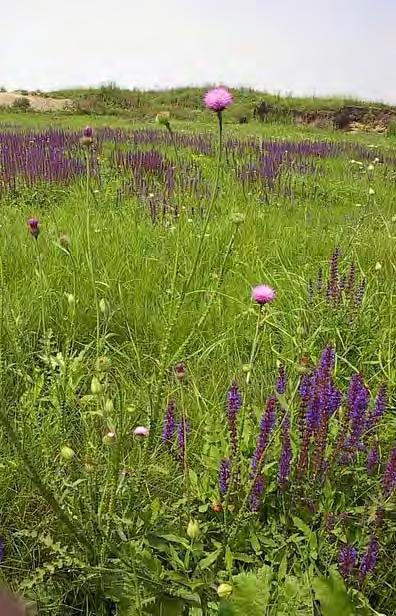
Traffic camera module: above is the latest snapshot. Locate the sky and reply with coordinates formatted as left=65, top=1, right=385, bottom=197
left=1, top=0, right=396, bottom=103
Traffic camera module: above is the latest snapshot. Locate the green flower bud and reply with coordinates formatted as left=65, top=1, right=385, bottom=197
left=91, top=376, right=102, bottom=395
left=104, top=399, right=114, bottom=414
left=156, top=111, right=171, bottom=127
left=186, top=519, right=200, bottom=540
left=67, top=293, right=75, bottom=307
left=230, top=212, right=246, bottom=225
left=60, top=445, right=75, bottom=462
left=217, top=583, right=233, bottom=599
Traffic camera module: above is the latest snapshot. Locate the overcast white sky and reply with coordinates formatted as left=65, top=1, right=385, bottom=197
left=1, top=0, right=396, bottom=102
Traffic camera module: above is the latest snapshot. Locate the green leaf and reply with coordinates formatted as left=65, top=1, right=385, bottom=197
left=313, top=571, right=356, bottom=616
left=229, top=566, right=272, bottom=616
left=225, top=546, right=233, bottom=571
left=198, top=548, right=222, bottom=570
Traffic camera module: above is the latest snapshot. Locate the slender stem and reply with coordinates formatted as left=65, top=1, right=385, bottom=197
left=150, top=111, right=224, bottom=425
left=245, top=305, right=263, bottom=386
left=168, top=126, right=182, bottom=213
left=34, top=238, right=46, bottom=335
left=85, top=148, right=101, bottom=356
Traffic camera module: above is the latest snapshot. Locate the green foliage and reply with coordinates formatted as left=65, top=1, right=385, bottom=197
left=0, top=113, right=395, bottom=614
left=12, top=96, right=31, bottom=111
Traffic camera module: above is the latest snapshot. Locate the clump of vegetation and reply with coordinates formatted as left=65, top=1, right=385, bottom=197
left=12, top=96, right=31, bottom=111
left=0, top=87, right=394, bottom=615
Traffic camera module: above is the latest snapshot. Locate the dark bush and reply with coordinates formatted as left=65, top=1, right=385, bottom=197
left=12, top=97, right=31, bottom=111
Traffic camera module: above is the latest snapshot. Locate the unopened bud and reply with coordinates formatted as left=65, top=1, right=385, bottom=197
left=91, top=376, right=102, bottom=395
left=186, top=519, right=200, bottom=540
left=217, top=583, right=232, bottom=599
left=60, top=445, right=75, bottom=462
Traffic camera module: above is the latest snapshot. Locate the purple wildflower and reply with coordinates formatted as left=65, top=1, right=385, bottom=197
left=276, top=365, right=287, bottom=395
left=359, top=536, right=379, bottom=583
left=383, top=447, right=396, bottom=496
left=278, top=416, right=292, bottom=488
left=355, top=279, right=366, bottom=306
left=338, top=545, right=358, bottom=581
left=250, top=473, right=265, bottom=512
left=366, top=384, right=387, bottom=430
left=324, top=512, right=336, bottom=533
left=252, top=396, right=276, bottom=472
left=344, top=373, right=369, bottom=455
left=83, top=126, right=93, bottom=138
left=346, top=262, right=356, bottom=298
left=219, top=458, right=231, bottom=495
left=367, top=445, right=379, bottom=475
left=227, top=381, right=242, bottom=456
left=27, top=217, right=40, bottom=238
left=162, top=400, right=176, bottom=444
left=204, top=87, right=233, bottom=112
left=177, top=417, right=189, bottom=464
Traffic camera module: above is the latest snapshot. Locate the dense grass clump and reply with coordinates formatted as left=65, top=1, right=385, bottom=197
left=0, top=96, right=395, bottom=615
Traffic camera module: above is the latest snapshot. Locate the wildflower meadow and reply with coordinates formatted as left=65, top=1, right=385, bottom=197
left=0, top=88, right=395, bottom=615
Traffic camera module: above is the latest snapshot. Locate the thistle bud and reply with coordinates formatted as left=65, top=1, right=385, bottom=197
left=99, top=298, right=108, bottom=315
left=104, top=399, right=114, bottom=414
left=155, top=111, right=171, bottom=128
left=67, top=293, right=75, bottom=308
left=102, top=431, right=116, bottom=445
left=186, top=519, right=200, bottom=540
left=27, top=217, right=40, bottom=239
left=95, top=356, right=111, bottom=372
left=59, top=234, right=70, bottom=251
left=217, top=583, right=233, bottom=599
left=60, top=445, right=75, bottom=462
left=91, top=376, right=102, bottom=395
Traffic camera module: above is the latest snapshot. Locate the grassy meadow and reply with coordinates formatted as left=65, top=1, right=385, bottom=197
left=0, top=101, right=395, bottom=615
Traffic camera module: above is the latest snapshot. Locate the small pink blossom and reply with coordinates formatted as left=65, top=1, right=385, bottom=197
left=204, top=87, right=233, bottom=112
left=252, top=285, right=276, bottom=305
left=133, top=426, right=149, bottom=437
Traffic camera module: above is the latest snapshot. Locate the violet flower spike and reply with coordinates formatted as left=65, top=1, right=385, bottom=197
left=359, top=536, right=379, bottom=583
left=227, top=381, right=242, bottom=456
left=366, top=383, right=387, bottom=430
left=276, top=365, right=287, bottom=395
left=252, top=396, right=276, bottom=472
left=278, top=415, right=292, bottom=488
left=250, top=473, right=265, bottom=512
left=382, top=447, right=396, bottom=496
left=219, top=458, right=231, bottom=495
left=367, top=445, right=379, bottom=475
left=162, top=400, right=176, bottom=444
left=338, top=545, right=358, bottom=581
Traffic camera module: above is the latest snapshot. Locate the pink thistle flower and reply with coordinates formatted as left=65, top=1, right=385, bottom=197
left=27, top=217, right=40, bottom=239
left=252, top=285, right=276, bottom=305
left=133, top=426, right=149, bottom=438
left=83, top=126, right=93, bottom=138
left=204, top=87, right=233, bottom=112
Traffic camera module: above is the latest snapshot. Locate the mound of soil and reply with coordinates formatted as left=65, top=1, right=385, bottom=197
left=0, top=92, right=73, bottom=112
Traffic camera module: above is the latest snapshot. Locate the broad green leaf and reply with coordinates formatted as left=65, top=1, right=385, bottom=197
left=198, top=548, right=222, bottom=570
left=313, top=571, right=356, bottom=616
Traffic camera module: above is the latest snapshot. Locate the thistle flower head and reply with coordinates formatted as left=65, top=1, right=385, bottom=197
left=204, top=87, right=233, bottom=112
left=27, top=217, right=40, bottom=238
left=133, top=426, right=149, bottom=438
left=252, top=284, right=276, bottom=305
left=83, top=126, right=93, bottom=138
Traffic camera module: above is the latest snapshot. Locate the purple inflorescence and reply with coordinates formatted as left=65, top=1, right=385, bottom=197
left=278, top=416, right=292, bottom=488
left=219, top=458, right=231, bottom=495
left=327, top=247, right=341, bottom=303
left=367, top=445, right=379, bottom=475
left=162, top=400, right=176, bottom=445
left=344, top=374, right=370, bottom=455
left=250, top=473, right=265, bottom=512
left=383, top=447, right=396, bottom=496
left=227, top=381, right=242, bottom=456
left=252, top=396, right=277, bottom=472
left=276, top=365, right=287, bottom=395
left=177, top=417, right=190, bottom=463
left=338, top=545, right=358, bottom=580
left=359, top=536, right=379, bottom=583
left=366, top=384, right=387, bottom=430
